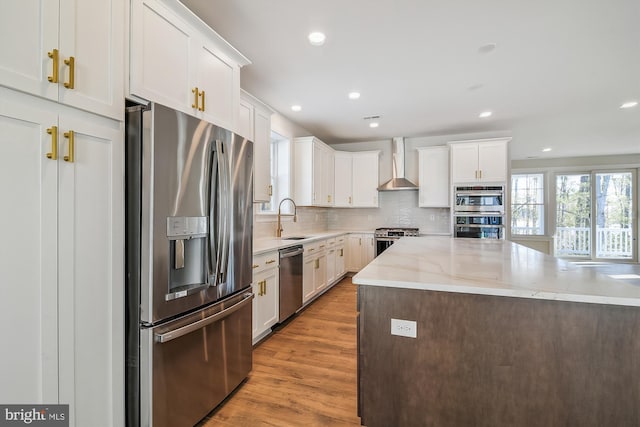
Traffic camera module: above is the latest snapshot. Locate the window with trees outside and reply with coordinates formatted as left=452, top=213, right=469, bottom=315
left=555, top=171, right=634, bottom=260
left=259, top=131, right=291, bottom=214
left=511, top=173, right=545, bottom=235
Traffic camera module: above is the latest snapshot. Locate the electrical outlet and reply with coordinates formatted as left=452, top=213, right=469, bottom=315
left=391, top=318, right=417, bottom=338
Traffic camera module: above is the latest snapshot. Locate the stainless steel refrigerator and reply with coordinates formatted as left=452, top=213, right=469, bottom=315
left=125, top=103, right=254, bottom=427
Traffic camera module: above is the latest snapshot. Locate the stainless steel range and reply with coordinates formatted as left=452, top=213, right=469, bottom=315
left=374, top=227, right=419, bottom=256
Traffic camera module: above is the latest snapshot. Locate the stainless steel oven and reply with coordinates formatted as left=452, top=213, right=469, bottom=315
left=454, top=186, right=504, bottom=213
left=374, top=228, right=419, bottom=256
left=454, top=214, right=505, bottom=239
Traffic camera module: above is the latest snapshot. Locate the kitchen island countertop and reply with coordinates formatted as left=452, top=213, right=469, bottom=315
left=353, top=236, right=640, bottom=307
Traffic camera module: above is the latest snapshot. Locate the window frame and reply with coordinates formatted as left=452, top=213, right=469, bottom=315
left=510, top=172, right=547, bottom=236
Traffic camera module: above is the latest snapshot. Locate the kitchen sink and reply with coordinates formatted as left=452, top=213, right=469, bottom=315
left=283, top=236, right=307, bottom=240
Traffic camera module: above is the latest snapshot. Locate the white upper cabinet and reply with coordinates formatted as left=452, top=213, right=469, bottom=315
left=334, top=152, right=353, bottom=207
left=0, top=0, right=124, bottom=120
left=449, top=138, right=510, bottom=184
left=130, top=0, right=249, bottom=130
left=334, top=151, right=380, bottom=207
left=418, top=146, right=450, bottom=207
left=294, top=136, right=335, bottom=207
left=352, top=152, right=380, bottom=207
left=240, top=91, right=273, bottom=202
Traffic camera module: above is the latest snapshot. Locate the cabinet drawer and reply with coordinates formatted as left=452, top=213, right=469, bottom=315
left=304, top=241, right=322, bottom=257
left=252, top=251, right=279, bottom=274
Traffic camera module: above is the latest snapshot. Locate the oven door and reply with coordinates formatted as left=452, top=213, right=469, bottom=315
left=454, top=224, right=504, bottom=239
left=375, top=237, right=396, bottom=256
left=454, top=191, right=504, bottom=213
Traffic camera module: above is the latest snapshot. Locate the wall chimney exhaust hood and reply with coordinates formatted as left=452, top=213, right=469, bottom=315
left=377, top=137, right=418, bottom=191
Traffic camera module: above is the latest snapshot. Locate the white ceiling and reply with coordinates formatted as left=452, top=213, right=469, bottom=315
left=180, top=0, right=639, bottom=160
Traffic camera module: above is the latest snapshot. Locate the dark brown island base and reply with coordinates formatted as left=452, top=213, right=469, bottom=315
left=353, top=237, right=640, bottom=427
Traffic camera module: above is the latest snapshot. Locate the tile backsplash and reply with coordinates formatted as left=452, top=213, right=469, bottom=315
left=254, top=191, right=450, bottom=239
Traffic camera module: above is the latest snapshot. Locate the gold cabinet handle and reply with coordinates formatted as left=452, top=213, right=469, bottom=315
left=47, top=49, right=59, bottom=83
left=314, top=259, right=319, bottom=269
left=308, top=248, right=315, bottom=252
left=339, top=248, right=343, bottom=257
left=46, top=126, right=58, bottom=160
left=192, top=87, right=199, bottom=109
left=252, top=264, right=259, bottom=269
left=268, top=185, right=273, bottom=196
left=348, top=196, right=352, bottom=204
left=265, top=259, right=276, bottom=264
left=199, top=90, right=205, bottom=112
left=479, top=170, right=482, bottom=179
left=63, top=130, right=74, bottom=163
left=63, top=56, right=75, bottom=89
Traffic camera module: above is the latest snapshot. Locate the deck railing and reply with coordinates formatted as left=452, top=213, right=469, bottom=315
left=552, top=227, right=633, bottom=258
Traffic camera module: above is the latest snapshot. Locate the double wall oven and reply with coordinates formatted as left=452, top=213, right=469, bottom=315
left=453, top=186, right=505, bottom=239
left=374, top=228, right=419, bottom=256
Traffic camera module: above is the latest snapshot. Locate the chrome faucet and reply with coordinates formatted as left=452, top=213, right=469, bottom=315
left=276, top=197, right=298, bottom=237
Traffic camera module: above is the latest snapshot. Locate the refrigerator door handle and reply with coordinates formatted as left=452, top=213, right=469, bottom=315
left=216, top=139, right=231, bottom=285
left=154, top=292, right=254, bottom=344
left=208, top=145, right=219, bottom=284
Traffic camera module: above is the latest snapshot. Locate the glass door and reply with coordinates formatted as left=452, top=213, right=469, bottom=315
left=554, top=171, right=636, bottom=261
left=555, top=173, right=592, bottom=258
left=594, top=172, right=634, bottom=260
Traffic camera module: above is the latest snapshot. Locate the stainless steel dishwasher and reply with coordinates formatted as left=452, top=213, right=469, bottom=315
left=279, top=245, right=304, bottom=322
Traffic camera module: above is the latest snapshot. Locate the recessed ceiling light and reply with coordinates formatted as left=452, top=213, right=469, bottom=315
left=348, top=91, right=361, bottom=100
left=542, top=147, right=552, bottom=152
left=468, top=83, right=484, bottom=91
left=308, top=32, right=326, bottom=46
left=478, top=43, right=497, bottom=54
left=620, top=101, right=638, bottom=109
left=291, top=105, right=302, bottom=112
left=479, top=111, right=492, bottom=118
left=369, top=122, right=379, bottom=128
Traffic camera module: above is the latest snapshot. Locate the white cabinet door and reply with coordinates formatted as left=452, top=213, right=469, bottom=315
left=362, top=234, right=375, bottom=267
left=253, top=106, right=272, bottom=202
left=352, top=152, right=379, bottom=207
left=477, top=140, right=508, bottom=182
left=347, top=234, right=363, bottom=272
left=57, top=107, right=123, bottom=427
left=326, top=247, right=337, bottom=285
left=252, top=267, right=279, bottom=341
left=0, top=92, right=59, bottom=404
left=0, top=89, right=123, bottom=425
left=303, top=255, right=316, bottom=303
left=192, top=39, right=238, bottom=129
left=130, top=0, right=192, bottom=112
left=334, top=152, right=353, bottom=207
left=312, top=142, right=324, bottom=205
left=450, top=139, right=509, bottom=184
left=418, top=146, right=450, bottom=207
left=0, top=0, right=123, bottom=120
left=238, top=97, right=253, bottom=139
left=0, top=0, right=58, bottom=101
left=314, top=253, right=327, bottom=293
left=324, top=148, right=335, bottom=206
left=335, top=244, right=346, bottom=278
left=58, top=0, right=124, bottom=120
left=450, top=142, right=479, bottom=183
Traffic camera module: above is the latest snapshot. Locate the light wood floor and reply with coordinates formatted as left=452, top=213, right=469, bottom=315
left=199, top=277, right=361, bottom=427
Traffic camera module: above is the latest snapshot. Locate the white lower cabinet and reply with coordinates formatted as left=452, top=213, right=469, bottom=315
left=302, top=241, right=327, bottom=304
left=335, top=235, right=347, bottom=278
left=252, top=251, right=279, bottom=344
left=0, top=88, right=123, bottom=426
left=347, top=233, right=375, bottom=272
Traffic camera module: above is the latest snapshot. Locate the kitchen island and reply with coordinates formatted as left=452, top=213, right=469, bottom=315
left=353, top=236, right=640, bottom=427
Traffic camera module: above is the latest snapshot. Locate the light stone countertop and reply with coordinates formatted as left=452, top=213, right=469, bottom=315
left=253, top=230, right=373, bottom=255
left=352, top=236, right=640, bottom=307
